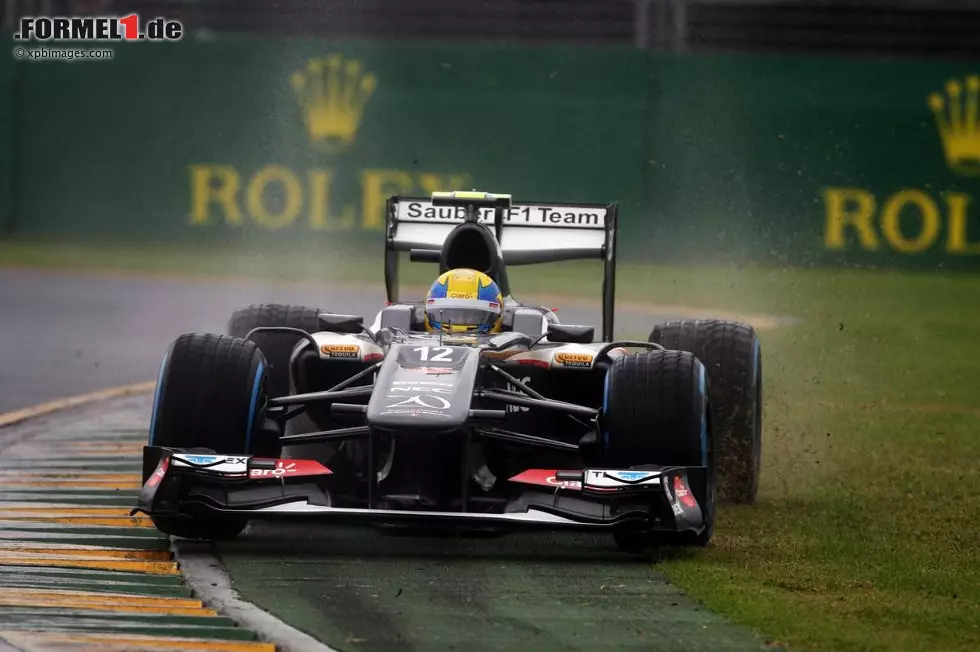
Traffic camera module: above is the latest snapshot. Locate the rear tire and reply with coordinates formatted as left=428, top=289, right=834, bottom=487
left=148, top=333, right=267, bottom=540
left=650, top=320, right=762, bottom=504
left=228, top=304, right=323, bottom=398
left=602, top=351, right=714, bottom=551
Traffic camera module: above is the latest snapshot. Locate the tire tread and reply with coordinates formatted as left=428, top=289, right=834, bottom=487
left=650, top=319, right=760, bottom=503
left=152, top=333, right=264, bottom=455
left=227, top=304, right=323, bottom=397
left=604, top=350, right=704, bottom=470
left=604, top=350, right=713, bottom=550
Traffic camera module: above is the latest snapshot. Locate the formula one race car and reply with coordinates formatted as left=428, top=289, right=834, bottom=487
left=135, top=191, right=763, bottom=552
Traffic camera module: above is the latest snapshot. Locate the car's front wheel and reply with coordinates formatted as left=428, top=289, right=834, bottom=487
left=602, top=350, right=715, bottom=551
left=227, top=303, right=324, bottom=398
left=147, top=333, right=268, bottom=540
left=650, top=320, right=762, bottom=504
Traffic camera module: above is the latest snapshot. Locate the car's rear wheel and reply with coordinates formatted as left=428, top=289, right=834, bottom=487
left=147, top=333, right=267, bottom=540
left=228, top=304, right=324, bottom=398
left=650, top=320, right=762, bottom=504
left=602, top=350, right=714, bottom=552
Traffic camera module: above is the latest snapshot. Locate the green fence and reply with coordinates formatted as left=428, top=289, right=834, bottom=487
left=1, top=36, right=978, bottom=268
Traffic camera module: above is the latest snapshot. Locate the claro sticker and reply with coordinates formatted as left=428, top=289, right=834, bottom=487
left=554, top=352, right=593, bottom=368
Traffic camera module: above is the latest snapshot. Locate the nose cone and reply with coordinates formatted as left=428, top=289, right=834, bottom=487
left=366, top=343, right=480, bottom=431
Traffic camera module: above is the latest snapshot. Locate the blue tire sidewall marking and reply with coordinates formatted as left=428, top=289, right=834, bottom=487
left=751, top=336, right=762, bottom=440
left=602, top=369, right=611, bottom=450
left=699, top=363, right=708, bottom=468
left=244, top=361, right=265, bottom=453
left=147, top=347, right=172, bottom=445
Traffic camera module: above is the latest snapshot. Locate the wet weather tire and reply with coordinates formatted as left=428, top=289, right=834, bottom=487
left=150, top=510, right=247, bottom=541
left=228, top=304, right=323, bottom=398
left=147, top=333, right=267, bottom=540
left=603, top=351, right=714, bottom=551
left=650, top=320, right=762, bottom=504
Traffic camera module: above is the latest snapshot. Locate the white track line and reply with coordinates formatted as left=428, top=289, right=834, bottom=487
left=174, top=540, right=338, bottom=652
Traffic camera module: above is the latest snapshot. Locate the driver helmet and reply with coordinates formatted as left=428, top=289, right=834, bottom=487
left=424, top=268, right=504, bottom=334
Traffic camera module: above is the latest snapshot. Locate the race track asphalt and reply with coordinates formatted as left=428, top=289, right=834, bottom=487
left=0, top=267, right=772, bottom=652
left=1, top=267, right=673, bottom=413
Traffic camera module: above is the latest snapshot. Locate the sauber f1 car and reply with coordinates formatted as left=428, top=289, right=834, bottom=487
left=135, top=191, right=763, bottom=552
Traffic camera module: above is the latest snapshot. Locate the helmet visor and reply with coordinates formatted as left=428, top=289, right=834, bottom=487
left=426, top=298, right=500, bottom=332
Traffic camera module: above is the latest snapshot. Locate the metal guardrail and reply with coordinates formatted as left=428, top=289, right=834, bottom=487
left=4, top=0, right=980, bottom=57
left=681, top=0, right=980, bottom=57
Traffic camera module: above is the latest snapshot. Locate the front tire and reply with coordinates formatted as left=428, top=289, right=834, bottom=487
left=602, top=351, right=714, bottom=551
left=228, top=304, right=323, bottom=398
left=650, top=320, right=762, bottom=504
left=147, top=333, right=267, bottom=540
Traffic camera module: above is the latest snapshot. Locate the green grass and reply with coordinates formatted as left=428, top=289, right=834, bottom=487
left=657, top=270, right=980, bottom=652
left=3, top=238, right=980, bottom=651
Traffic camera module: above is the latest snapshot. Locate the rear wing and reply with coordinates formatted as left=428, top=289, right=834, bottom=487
left=383, top=191, right=619, bottom=340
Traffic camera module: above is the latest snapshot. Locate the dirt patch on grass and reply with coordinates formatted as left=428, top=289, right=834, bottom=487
left=905, top=403, right=980, bottom=416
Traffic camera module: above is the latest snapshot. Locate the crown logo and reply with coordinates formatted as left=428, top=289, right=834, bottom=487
left=929, top=75, right=980, bottom=176
left=290, top=55, right=377, bottom=149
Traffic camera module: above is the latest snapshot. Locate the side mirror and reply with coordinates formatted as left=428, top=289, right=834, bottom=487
left=485, top=331, right=532, bottom=351
left=547, top=323, right=594, bottom=344
left=317, top=313, right=364, bottom=334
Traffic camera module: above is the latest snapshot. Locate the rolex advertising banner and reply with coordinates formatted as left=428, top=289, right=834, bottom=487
left=647, top=56, right=980, bottom=268
left=5, top=41, right=647, bottom=253
left=1, top=38, right=978, bottom=269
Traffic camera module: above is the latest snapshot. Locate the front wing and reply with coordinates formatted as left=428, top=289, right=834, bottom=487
left=133, top=446, right=708, bottom=535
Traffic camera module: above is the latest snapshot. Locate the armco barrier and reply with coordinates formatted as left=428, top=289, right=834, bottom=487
left=1, top=37, right=978, bottom=268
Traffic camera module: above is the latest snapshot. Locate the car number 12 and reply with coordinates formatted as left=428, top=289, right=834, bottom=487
left=413, top=346, right=454, bottom=362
